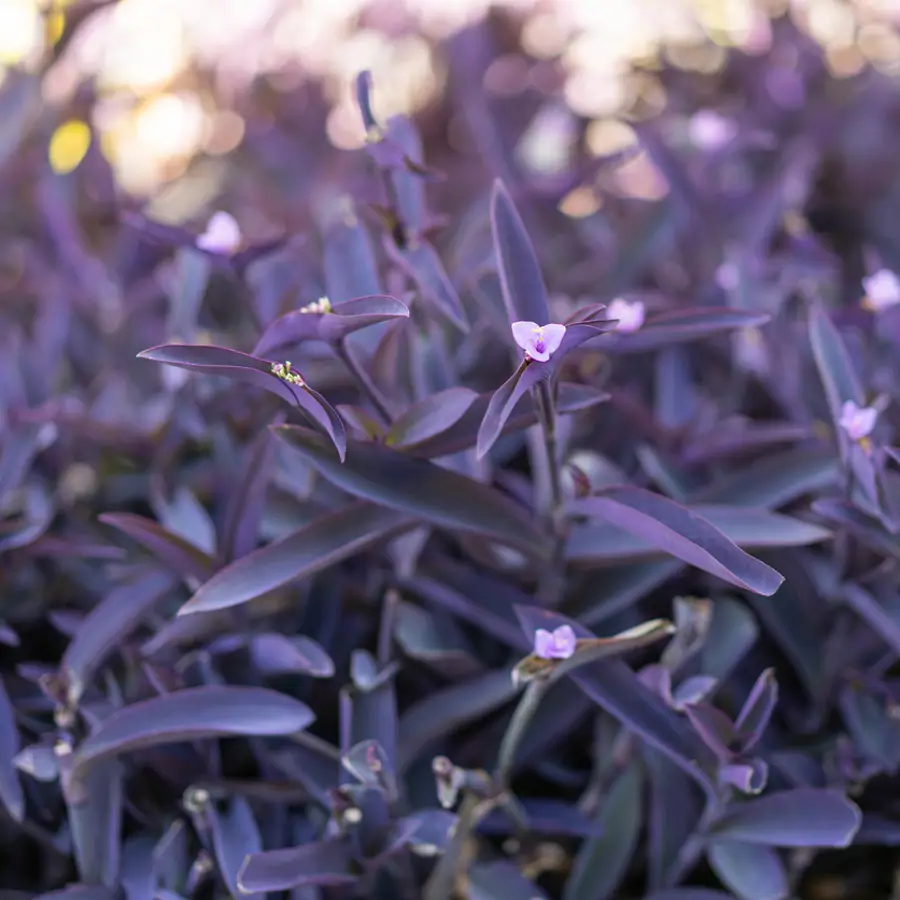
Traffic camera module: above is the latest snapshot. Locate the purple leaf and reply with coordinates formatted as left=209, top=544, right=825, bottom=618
left=468, top=860, right=550, bottom=899
left=707, top=840, right=788, bottom=900
left=719, top=760, right=769, bottom=795
left=73, top=686, right=314, bottom=779
left=97, top=513, right=215, bottom=584
left=178, top=503, right=412, bottom=614
left=273, top=426, right=547, bottom=558
left=709, top=789, right=862, bottom=847
left=60, top=566, right=177, bottom=704
left=734, top=669, right=778, bottom=753
left=0, top=676, right=23, bottom=822
left=644, top=893, right=736, bottom=900
left=562, top=762, right=643, bottom=900
left=490, top=179, right=550, bottom=326
left=249, top=634, right=335, bottom=678
left=220, top=424, right=279, bottom=562
left=137, top=344, right=347, bottom=461
left=206, top=798, right=263, bottom=899
left=683, top=703, right=736, bottom=761
left=809, top=304, right=865, bottom=414
left=385, top=387, right=479, bottom=449
left=66, top=758, right=122, bottom=886
left=324, top=218, right=382, bottom=302
left=568, top=489, right=784, bottom=595
left=238, top=840, right=357, bottom=891
left=252, top=294, right=409, bottom=356
left=384, top=238, right=468, bottom=332
left=477, top=323, right=607, bottom=458
left=602, top=308, right=770, bottom=354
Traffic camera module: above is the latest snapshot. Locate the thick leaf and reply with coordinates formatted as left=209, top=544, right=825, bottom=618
left=274, top=426, right=546, bottom=557
left=490, top=179, right=550, bottom=326
left=468, top=860, right=549, bottom=900
left=137, top=344, right=347, bottom=460
left=707, top=840, right=787, bottom=900
left=384, top=238, right=468, bottom=332
left=66, top=758, right=122, bottom=887
left=568, top=489, right=785, bottom=595
left=249, top=634, right=335, bottom=678
left=252, top=294, right=409, bottom=356
left=61, top=567, right=177, bottom=704
left=385, top=388, right=479, bottom=449
left=0, top=676, right=23, bottom=822
left=683, top=704, right=736, bottom=761
left=98, top=514, right=214, bottom=583
left=207, top=798, right=263, bottom=898
left=73, top=687, right=314, bottom=780
left=477, top=323, right=607, bottom=458
left=238, top=840, right=357, bottom=891
left=178, top=503, right=411, bottom=614
left=220, top=424, right=278, bottom=562
left=151, top=485, right=216, bottom=556
left=563, top=762, right=643, bottom=900
left=709, top=789, right=861, bottom=847
left=841, top=582, right=900, bottom=657
left=809, top=304, right=865, bottom=413
left=324, top=219, right=382, bottom=302
left=734, top=670, right=778, bottom=753
left=602, top=308, right=770, bottom=354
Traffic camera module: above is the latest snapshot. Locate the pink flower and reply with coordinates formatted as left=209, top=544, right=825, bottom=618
left=533, top=624, right=576, bottom=660
left=196, top=211, right=242, bottom=255
left=862, top=269, right=900, bottom=312
left=839, top=400, right=878, bottom=442
left=688, top=110, right=737, bottom=151
left=511, top=321, right=566, bottom=362
left=607, top=298, right=645, bottom=333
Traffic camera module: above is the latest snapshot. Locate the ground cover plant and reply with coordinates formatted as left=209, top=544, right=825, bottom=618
left=4, top=4, right=900, bottom=899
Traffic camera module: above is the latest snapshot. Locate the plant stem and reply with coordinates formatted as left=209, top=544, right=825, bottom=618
left=534, top=379, right=567, bottom=605
left=335, top=340, right=393, bottom=426
left=496, top=679, right=551, bottom=789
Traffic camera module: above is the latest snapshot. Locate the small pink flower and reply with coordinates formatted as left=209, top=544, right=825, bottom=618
left=511, top=321, right=566, bottom=362
left=688, top=110, right=737, bottom=151
left=839, top=400, right=878, bottom=442
left=196, top=211, right=242, bottom=255
left=533, top=625, right=576, bottom=660
left=607, top=298, right=645, bottom=334
left=862, top=269, right=900, bottom=312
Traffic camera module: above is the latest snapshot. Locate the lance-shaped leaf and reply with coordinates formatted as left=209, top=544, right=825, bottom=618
left=707, top=840, right=788, bottom=900
left=809, top=304, right=865, bottom=413
left=0, top=676, right=23, bottom=822
left=98, top=513, right=215, bottom=583
left=60, top=566, right=177, bottom=704
left=602, top=308, right=771, bottom=354
left=178, top=503, right=412, bottom=615
left=137, top=344, right=347, bottom=461
left=477, top=323, right=608, bottom=458
left=324, top=216, right=382, bottom=302
left=206, top=798, right=263, bottom=899
left=385, top=387, right=479, bottom=449
left=567, top=488, right=784, bottom=596
left=273, top=426, right=547, bottom=558
left=409, top=381, right=607, bottom=458
left=708, top=789, right=862, bottom=847
left=72, top=686, right=314, bottom=780
left=383, top=238, right=468, bottom=332
left=734, top=669, right=777, bottom=753
left=238, top=839, right=358, bottom=891
left=252, top=294, right=409, bottom=357
left=491, top=179, right=550, bottom=325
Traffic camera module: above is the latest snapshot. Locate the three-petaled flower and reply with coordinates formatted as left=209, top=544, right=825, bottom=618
left=511, top=321, right=566, bottom=362
left=533, top=624, right=577, bottom=660
left=607, top=298, right=645, bottom=333
left=196, top=211, right=242, bottom=255
left=862, top=269, right=900, bottom=313
left=839, top=400, right=878, bottom=442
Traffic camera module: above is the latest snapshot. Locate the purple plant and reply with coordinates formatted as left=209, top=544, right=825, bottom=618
left=8, top=6, right=900, bottom=900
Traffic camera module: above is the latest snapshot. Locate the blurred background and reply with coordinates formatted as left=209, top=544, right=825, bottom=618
left=3, top=0, right=898, bottom=204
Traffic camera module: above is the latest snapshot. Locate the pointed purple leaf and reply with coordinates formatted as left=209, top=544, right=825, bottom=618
left=73, top=686, right=314, bottom=779
left=137, top=344, right=347, bottom=460
left=98, top=513, right=215, bottom=583
left=491, top=179, right=550, bottom=325
left=273, top=426, right=547, bottom=558
left=179, top=504, right=412, bottom=614
left=207, top=798, right=263, bottom=898
left=683, top=703, right=736, bottom=761
left=386, top=387, right=479, bottom=449
left=602, top=308, right=770, bottom=354
left=709, top=789, right=862, bottom=847
left=252, top=294, right=409, bottom=356
left=708, top=840, right=788, bottom=900
left=249, top=634, right=335, bottom=678
left=734, top=669, right=778, bottom=753
left=568, top=488, right=784, bottom=595
left=0, top=676, right=23, bottom=822
left=809, top=304, right=865, bottom=414
left=238, top=839, right=357, bottom=891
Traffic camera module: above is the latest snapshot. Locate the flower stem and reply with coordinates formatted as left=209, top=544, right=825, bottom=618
left=534, top=379, right=567, bottom=604
left=335, top=340, right=393, bottom=426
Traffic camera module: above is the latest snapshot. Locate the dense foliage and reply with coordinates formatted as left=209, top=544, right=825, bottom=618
left=4, top=7, right=900, bottom=900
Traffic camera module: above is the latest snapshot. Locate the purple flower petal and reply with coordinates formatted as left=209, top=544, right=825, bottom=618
left=511, top=321, right=538, bottom=352
left=533, top=628, right=555, bottom=659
